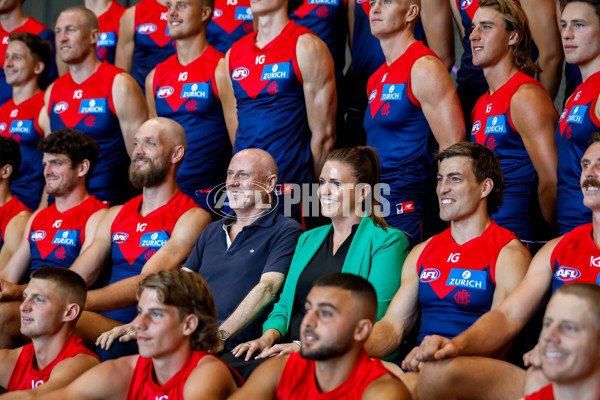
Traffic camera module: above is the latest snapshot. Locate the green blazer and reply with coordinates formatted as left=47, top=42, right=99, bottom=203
left=263, top=216, right=409, bottom=337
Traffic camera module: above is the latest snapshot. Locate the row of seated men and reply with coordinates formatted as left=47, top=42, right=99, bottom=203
left=1, top=0, right=598, bottom=249
left=0, top=111, right=599, bottom=398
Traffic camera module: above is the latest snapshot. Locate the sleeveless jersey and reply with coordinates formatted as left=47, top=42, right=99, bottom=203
left=132, top=0, right=176, bottom=90
left=276, top=350, right=393, bottom=399
left=0, top=91, right=45, bottom=210
left=291, top=0, right=349, bottom=78
left=0, top=196, right=29, bottom=250
left=550, top=223, right=600, bottom=292
left=556, top=71, right=600, bottom=234
left=49, top=62, right=130, bottom=206
left=127, top=350, right=243, bottom=399
left=207, top=0, right=253, bottom=53
left=29, top=196, right=107, bottom=274
left=7, top=334, right=99, bottom=391
left=417, top=221, right=516, bottom=343
left=471, top=72, right=548, bottom=240
left=0, top=18, right=57, bottom=106
left=525, top=384, right=554, bottom=400
left=364, top=41, right=437, bottom=221
left=152, top=49, right=231, bottom=208
left=96, top=1, right=127, bottom=65
left=229, top=21, right=313, bottom=186
left=105, top=190, right=197, bottom=323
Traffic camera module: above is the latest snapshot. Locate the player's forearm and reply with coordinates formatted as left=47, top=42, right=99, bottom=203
left=310, top=130, right=335, bottom=178
left=365, top=318, right=405, bottom=358
left=538, top=181, right=557, bottom=227
left=85, top=276, right=141, bottom=312
left=220, top=282, right=280, bottom=339
left=537, top=54, right=563, bottom=100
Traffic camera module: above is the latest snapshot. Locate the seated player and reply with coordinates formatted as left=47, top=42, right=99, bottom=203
left=365, top=142, right=529, bottom=395
left=0, top=32, right=51, bottom=210
left=0, top=128, right=107, bottom=349
left=0, top=267, right=99, bottom=398
left=412, top=132, right=600, bottom=399
left=229, top=273, right=411, bottom=400
left=522, top=283, right=600, bottom=400
left=40, top=269, right=242, bottom=399
left=0, top=137, right=30, bottom=268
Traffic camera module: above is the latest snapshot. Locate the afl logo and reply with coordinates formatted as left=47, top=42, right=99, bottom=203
left=420, top=268, right=440, bottom=283
left=137, top=23, right=157, bottom=34
left=460, top=0, right=473, bottom=9
left=0, top=123, right=6, bottom=132
left=31, top=230, right=46, bottom=241
left=232, top=67, right=249, bottom=81
left=157, top=86, right=174, bottom=98
left=559, top=108, right=568, bottom=122
left=471, top=120, right=481, bottom=134
left=368, top=90, right=377, bottom=103
left=112, top=232, right=129, bottom=243
left=213, top=8, right=223, bottom=18
left=53, top=102, right=69, bottom=114
left=554, top=266, right=581, bottom=281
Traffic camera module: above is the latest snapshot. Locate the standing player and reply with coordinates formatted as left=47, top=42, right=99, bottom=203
left=40, top=6, right=148, bottom=206
left=230, top=273, right=410, bottom=399
left=555, top=0, right=600, bottom=235
left=0, top=267, right=99, bottom=398
left=0, top=138, right=30, bottom=268
left=219, top=0, right=336, bottom=218
left=0, top=128, right=107, bottom=349
left=85, top=0, right=127, bottom=65
left=451, top=0, right=563, bottom=130
left=469, top=0, right=558, bottom=241
left=0, top=0, right=57, bottom=106
left=146, top=0, right=231, bottom=214
left=116, top=0, right=176, bottom=91
left=365, top=0, right=465, bottom=247
left=206, top=0, right=253, bottom=53
left=0, top=33, right=50, bottom=211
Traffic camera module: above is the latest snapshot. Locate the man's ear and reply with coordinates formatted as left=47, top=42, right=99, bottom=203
left=63, top=303, right=81, bottom=323
left=78, top=159, right=90, bottom=178
left=182, top=314, right=199, bottom=337
left=354, top=319, right=373, bottom=342
left=171, top=145, right=185, bottom=164
left=0, top=164, right=12, bottom=181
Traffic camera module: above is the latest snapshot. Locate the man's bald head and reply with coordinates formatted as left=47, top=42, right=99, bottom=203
left=139, top=117, right=187, bottom=151
left=231, top=148, right=278, bottom=179
left=59, top=6, right=100, bottom=32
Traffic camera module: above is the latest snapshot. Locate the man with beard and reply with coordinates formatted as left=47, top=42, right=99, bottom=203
left=66, top=117, right=211, bottom=349
left=0, top=128, right=107, bottom=349
left=229, top=273, right=411, bottom=399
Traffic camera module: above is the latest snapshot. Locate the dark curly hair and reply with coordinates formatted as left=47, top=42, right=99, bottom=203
left=0, top=137, right=21, bottom=185
left=9, top=32, right=51, bottom=89
left=434, top=142, right=505, bottom=215
left=38, top=127, right=99, bottom=186
left=137, top=270, right=220, bottom=353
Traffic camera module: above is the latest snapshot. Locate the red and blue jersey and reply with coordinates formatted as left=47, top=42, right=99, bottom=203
left=126, top=350, right=242, bottom=399
left=152, top=48, right=231, bottom=208
left=29, top=196, right=107, bottom=275
left=0, top=91, right=45, bottom=211
left=417, top=222, right=516, bottom=344
left=229, top=21, right=313, bottom=186
left=105, top=190, right=197, bottom=323
left=364, top=42, right=437, bottom=227
left=0, top=18, right=57, bottom=106
left=96, top=1, right=127, bottom=65
left=132, top=0, right=176, bottom=90
left=556, top=71, right=600, bottom=234
left=291, top=0, right=348, bottom=79
left=7, top=334, right=98, bottom=392
left=0, top=196, right=29, bottom=251
left=49, top=62, right=130, bottom=206
left=550, top=224, right=600, bottom=292
left=471, top=72, right=549, bottom=240
left=207, top=0, right=253, bottom=53
left=525, top=385, right=554, bottom=400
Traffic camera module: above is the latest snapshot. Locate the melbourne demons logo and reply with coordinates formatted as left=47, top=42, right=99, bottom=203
left=137, top=23, right=157, bottom=34
left=157, top=86, right=174, bottom=98
left=53, top=102, right=69, bottom=114
left=31, top=230, right=46, bottom=241
left=112, top=232, right=129, bottom=243
left=232, top=67, right=249, bottom=81
left=420, top=268, right=440, bottom=283
left=554, top=266, right=581, bottom=281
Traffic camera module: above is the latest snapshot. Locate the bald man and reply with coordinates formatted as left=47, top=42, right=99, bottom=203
left=39, top=6, right=148, bottom=206
left=98, top=148, right=303, bottom=358
left=64, top=117, right=211, bottom=349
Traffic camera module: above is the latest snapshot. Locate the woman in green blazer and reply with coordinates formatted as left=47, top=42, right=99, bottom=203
left=232, top=147, right=409, bottom=360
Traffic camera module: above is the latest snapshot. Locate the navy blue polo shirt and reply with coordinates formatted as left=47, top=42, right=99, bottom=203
left=183, top=204, right=302, bottom=345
